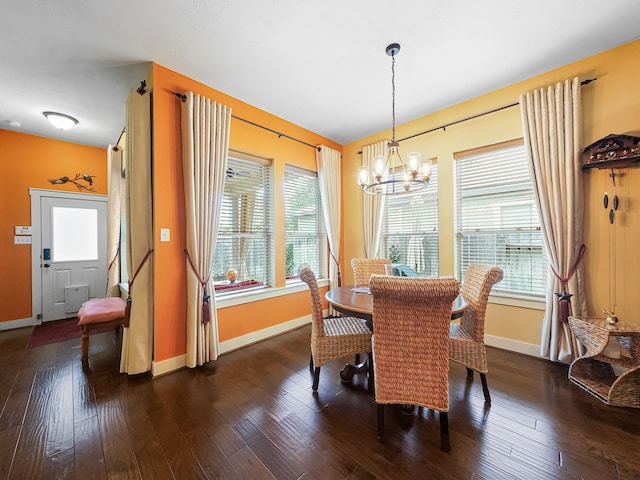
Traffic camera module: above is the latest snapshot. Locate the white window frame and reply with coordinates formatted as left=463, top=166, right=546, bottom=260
left=284, top=165, right=326, bottom=281
left=381, top=161, right=439, bottom=277
left=213, top=152, right=273, bottom=296
left=455, top=139, right=547, bottom=299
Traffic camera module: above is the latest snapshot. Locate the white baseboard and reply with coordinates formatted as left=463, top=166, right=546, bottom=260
left=141, top=317, right=541, bottom=376
left=152, top=354, right=187, bottom=377
left=0, top=317, right=37, bottom=331
left=485, top=334, right=542, bottom=358
left=150, top=313, right=314, bottom=376
left=218, top=314, right=312, bottom=355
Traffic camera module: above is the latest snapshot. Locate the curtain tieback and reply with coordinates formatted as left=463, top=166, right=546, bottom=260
left=550, top=244, right=586, bottom=323
left=107, top=245, right=120, bottom=273
left=329, top=249, right=342, bottom=287
left=184, top=250, right=211, bottom=325
left=125, top=248, right=154, bottom=327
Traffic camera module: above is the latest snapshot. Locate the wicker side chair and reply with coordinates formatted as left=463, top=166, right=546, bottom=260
left=370, top=274, right=460, bottom=451
left=298, top=264, right=373, bottom=392
left=449, top=264, right=503, bottom=403
left=351, top=258, right=392, bottom=288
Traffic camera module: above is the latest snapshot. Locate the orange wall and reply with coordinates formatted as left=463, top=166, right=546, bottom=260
left=217, top=290, right=314, bottom=340
left=151, top=63, right=340, bottom=362
left=0, top=130, right=107, bottom=324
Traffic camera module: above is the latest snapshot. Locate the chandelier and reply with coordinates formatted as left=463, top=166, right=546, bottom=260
left=358, top=43, right=431, bottom=195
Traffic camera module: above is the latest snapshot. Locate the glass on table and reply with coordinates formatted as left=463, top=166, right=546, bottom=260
left=384, top=264, right=394, bottom=275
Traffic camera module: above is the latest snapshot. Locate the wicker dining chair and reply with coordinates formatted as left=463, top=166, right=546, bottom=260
left=449, top=264, right=503, bottom=403
left=370, top=274, right=460, bottom=451
left=298, top=264, right=373, bottom=392
left=351, top=258, right=392, bottom=288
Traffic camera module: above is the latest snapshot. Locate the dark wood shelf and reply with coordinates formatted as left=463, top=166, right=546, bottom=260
left=582, top=155, right=640, bottom=170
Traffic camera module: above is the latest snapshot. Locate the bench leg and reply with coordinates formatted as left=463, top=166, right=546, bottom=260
left=81, top=326, right=89, bottom=365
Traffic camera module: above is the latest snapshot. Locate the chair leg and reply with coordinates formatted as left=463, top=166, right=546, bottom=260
left=309, top=353, right=314, bottom=372
left=81, top=326, right=89, bottom=365
left=466, top=367, right=474, bottom=378
left=480, top=373, right=491, bottom=403
left=439, top=411, right=450, bottom=452
left=312, top=366, right=321, bottom=391
left=376, top=404, right=384, bottom=441
left=367, top=352, right=374, bottom=392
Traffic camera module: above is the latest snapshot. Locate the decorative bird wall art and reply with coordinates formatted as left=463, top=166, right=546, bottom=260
left=48, top=172, right=96, bottom=192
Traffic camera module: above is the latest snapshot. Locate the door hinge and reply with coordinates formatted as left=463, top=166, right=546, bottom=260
left=37, top=314, right=42, bottom=320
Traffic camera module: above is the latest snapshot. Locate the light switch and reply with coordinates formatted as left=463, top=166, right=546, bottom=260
left=15, top=226, right=32, bottom=235
left=160, top=228, right=170, bottom=242
left=14, top=235, right=32, bottom=244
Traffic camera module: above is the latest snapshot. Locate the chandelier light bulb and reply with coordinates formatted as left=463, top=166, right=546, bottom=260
left=422, top=159, right=433, bottom=180
left=358, top=166, right=369, bottom=186
left=373, top=155, right=387, bottom=181
left=407, top=152, right=420, bottom=174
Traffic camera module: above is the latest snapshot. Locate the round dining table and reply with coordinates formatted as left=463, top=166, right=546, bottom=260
left=325, top=285, right=467, bottom=324
left=325, top=285, right=468, bottom=385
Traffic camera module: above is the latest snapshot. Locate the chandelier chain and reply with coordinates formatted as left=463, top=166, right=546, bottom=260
left=391, top=53, right=396, bottom=142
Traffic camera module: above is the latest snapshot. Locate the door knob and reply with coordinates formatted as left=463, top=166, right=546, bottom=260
left=43, top=263, right=51, bottom=268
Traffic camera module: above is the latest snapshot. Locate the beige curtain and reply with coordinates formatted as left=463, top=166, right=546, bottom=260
left=362, top=140, right=387, bottom=258
left=106, top=145, right=122, bottom=297
left=120, top=89, right=154, bottom=375
left=519, top=77, right=587, bottom=363
left=316, top=145, right=342, bottom=288
left=181, top=91, right=231, bottom=367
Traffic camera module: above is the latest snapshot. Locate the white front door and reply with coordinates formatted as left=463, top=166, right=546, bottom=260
left=39, top=194, right=107, bottom=321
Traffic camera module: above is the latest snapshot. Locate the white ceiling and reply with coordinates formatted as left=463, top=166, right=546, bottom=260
left=1, top=0, right=640, bottom=149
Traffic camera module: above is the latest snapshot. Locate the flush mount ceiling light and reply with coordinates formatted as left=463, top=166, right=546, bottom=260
left=358, top=43, right=431, bottom=195
left=43, top=111, right=79, bottom=130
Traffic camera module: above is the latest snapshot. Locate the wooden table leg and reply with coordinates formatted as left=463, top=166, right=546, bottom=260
left=340, top=358, right=369, bottom=383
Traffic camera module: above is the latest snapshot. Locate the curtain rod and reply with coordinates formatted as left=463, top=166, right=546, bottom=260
left=112, top=127, right=126, bottom=151
left=358, top=77, right=597, bottom=153
left=171, top=91, right=320, bottom=151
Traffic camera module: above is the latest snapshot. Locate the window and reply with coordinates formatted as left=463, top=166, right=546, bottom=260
left=118, top=167, right=128, bottom=285
left=455, top=140, right=546, bottom=296
left=52, top=206, right=98, bottom=261
left=381, top=162, right=439, bottom=277
left=213, top=154, right=272, bottom=293
left=284, top=165, right=326, bottom=279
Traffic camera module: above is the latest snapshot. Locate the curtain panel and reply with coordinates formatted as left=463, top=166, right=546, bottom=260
left=316, top=145, right=342, bottom=288
left=120, top=89, right=154, bottom=375
left=362, top=140, right=388, bottom=258
left=519, top=77, right=587, bottom=363
left=180, top=91, right=231, bottom=367
left=106, top=146, right=122, bottom=297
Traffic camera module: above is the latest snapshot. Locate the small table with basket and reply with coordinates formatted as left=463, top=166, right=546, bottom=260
left=567, top=315, right=640, bottom=408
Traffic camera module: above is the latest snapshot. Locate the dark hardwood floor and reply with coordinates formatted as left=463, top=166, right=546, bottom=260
left=1, top=323, right=639, bottom=479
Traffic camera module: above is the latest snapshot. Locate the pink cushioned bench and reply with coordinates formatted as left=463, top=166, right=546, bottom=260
left=77, top=297, right=126, bottom=364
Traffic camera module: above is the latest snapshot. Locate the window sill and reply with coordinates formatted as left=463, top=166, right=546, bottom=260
left=489, top=292, right=545, bottom=310
left=120, top=279, right=329, bottom=309
left=216, top=278, right=328, bottom=309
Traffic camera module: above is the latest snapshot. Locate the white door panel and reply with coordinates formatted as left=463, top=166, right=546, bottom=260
left=82, top=267, right=100, bottom=298
left=41, top=196, right=107, bottom=321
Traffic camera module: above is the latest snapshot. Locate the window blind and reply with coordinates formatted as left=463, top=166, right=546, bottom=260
left=381, top=162, right=439, bottom=277
left=284, top=165, right=325, bottom=278
left=455, top=141, right=546, bottom=296
left=213, top=155, right=272, bottom=292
